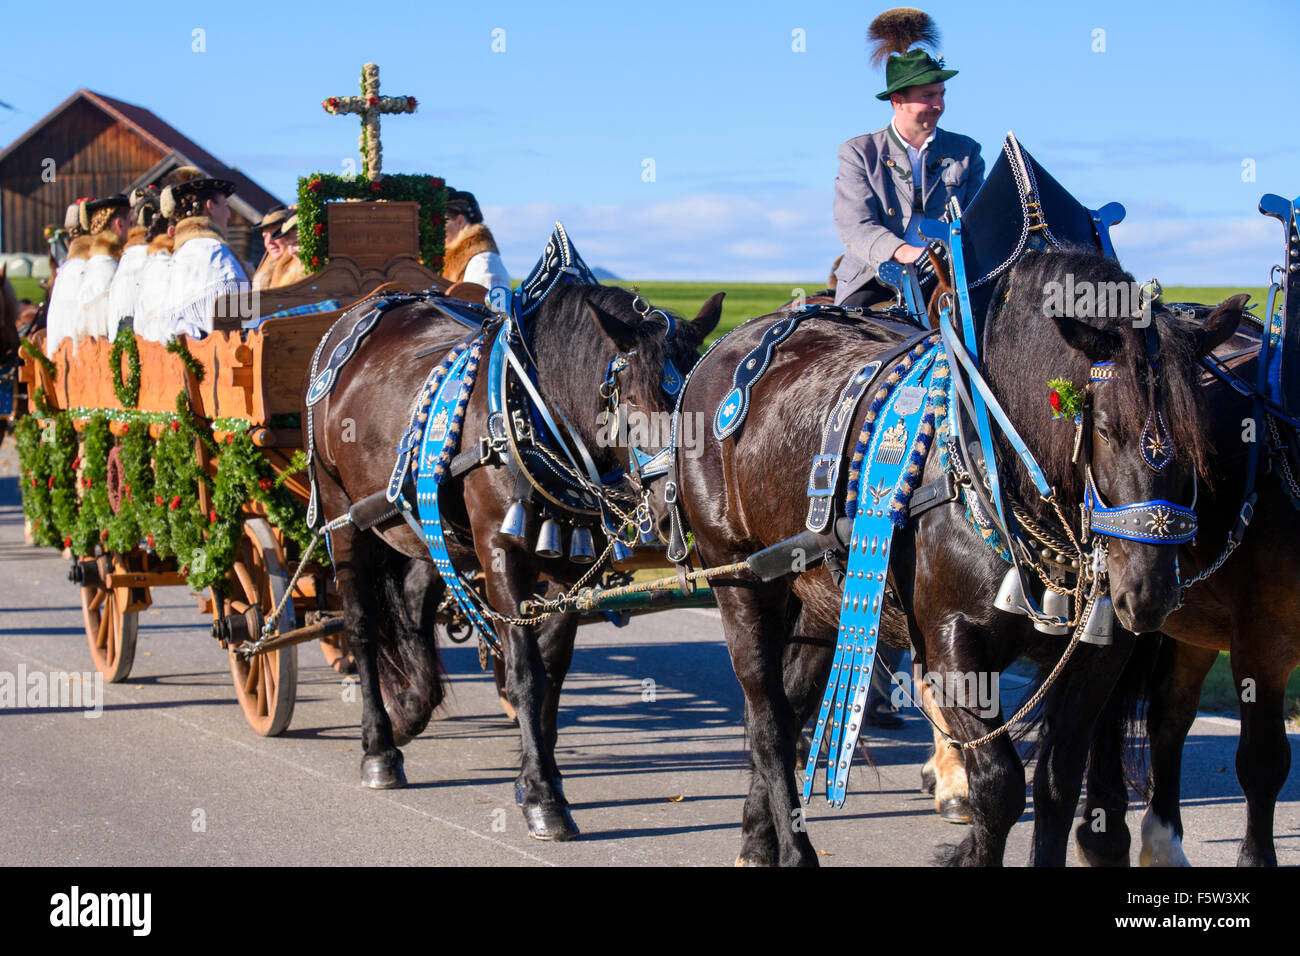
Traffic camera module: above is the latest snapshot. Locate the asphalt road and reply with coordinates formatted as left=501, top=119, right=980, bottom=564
left=2, top=439, right=1298, bottom=867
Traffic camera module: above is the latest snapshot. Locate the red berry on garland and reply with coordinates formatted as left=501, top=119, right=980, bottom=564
left=170, top=420, right=180, bottom=431
left=309, top=178, right=323, bottom=193
left=146, top=533, right=154, bottom=548
left=170, top=496, right=181, bottom=511
left=225, top=434, right=233, bottom=445
left=311, top=256, right=321, bottom=268
left=209, top=510, right=217, bottom=524
left=407, top=97, right=417, bottom=109
left=72, top=456, right=80, bottom=468
left=31, top=477, right=37, bottom=487
left=121, top=423, right=130, bottom=435
left=314, top=222, right=326, bottom=236
left=1049, top=390, right=1063, bottom=415
left=63, top=536, right=71, bottom=548
left=47, top=475, right=54, bottom=489
left=85, top=476, right=92, bottom=488
left=431, top=177, right=444, bottom=190
left=101, top=529, right=108, bottom=541
left=258, top=477, right=273, bottom=491
left=370, top=182, right=382, bottom=194
left=430, top=213, right=444, bottom=228
left=156, top=495, right=164, bottom=505
left=368, top=94, right=378, bottom=106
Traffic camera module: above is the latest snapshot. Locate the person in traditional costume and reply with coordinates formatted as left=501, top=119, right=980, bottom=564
left=44, top=200, right=92, bottom=354
left=105, top=186, right=162, bottom=338
left=832, top=8, right=983, bottom=308
left=442, top=190, right=510, bottom=296
left=74, top=194, right=131, bottom=342
left=250, top=206, right=290, bottom=292
left=267, top=212, right=306, bottom=289
left=133, top=197, right=177, bottom=342
left=158, top=166, right=247, bottom=340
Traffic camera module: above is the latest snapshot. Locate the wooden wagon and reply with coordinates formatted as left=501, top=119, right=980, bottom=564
left=13, top=202, right=493, bottom=735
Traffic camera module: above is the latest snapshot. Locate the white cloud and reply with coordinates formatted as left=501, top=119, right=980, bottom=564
left=1112, top=214, right=1281, bottom=287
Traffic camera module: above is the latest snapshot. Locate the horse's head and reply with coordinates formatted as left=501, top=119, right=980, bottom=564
left=985, top=250, right=1245, bottom=633
left=532, top=283, right=723, bottom=482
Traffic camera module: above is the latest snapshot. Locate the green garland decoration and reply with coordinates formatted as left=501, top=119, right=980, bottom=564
left=166, top=338, right=206, bottom=383
left=109, top=328, right=142, bottom=408
left=296, top=172, right=447, bottom=274
left=20, top=338, right=55, bottom=380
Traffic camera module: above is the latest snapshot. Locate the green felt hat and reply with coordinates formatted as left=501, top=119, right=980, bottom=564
left=876, top=48, right=957, bottom=100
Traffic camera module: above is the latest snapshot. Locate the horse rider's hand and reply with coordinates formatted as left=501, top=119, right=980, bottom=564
left=892, top=243, right=925, bottom=265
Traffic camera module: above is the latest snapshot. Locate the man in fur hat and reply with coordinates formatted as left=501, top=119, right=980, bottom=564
left=44, top=199, right=92, bottom=354
left=833, top=8, right=984, bottom=307
left=74, top=194, right=131, bottom=342
left=158, top=166, right=248, bottom=340
left=441, top=190, right=509, bottom=299
left=106, top=186, right=162, bottom=338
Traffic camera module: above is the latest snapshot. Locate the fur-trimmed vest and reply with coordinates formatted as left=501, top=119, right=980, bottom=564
left=269, top=248, right=306, bottom=289
left=442, top=224, right=500, bottom=282
left=147, top=234, right=174, bottom=256
left=172, top=216, right=228, bottom=251
left=65, top=234, right=93, bottom=262
left=89, top=231, right=125, bottom=261
left=123, top=225, right=148, bottom=252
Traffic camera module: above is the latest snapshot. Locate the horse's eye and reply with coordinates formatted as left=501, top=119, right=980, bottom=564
left=1095, top=425, right=1111, bottom=445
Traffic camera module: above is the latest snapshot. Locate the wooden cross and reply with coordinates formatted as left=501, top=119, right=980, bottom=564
left=321, top=63, right=417, bottom=181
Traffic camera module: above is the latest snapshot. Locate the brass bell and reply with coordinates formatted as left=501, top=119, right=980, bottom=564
left=535, top=518, right=562, bottom=559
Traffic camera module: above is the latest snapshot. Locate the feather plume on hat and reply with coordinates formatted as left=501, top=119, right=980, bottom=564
left=65, top=202, right=83, bottom=231
left=867, top=7, right=941, bottom=66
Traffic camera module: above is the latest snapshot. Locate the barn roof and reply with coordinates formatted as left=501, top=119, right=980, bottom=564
left=0, top=89, right=282, bottom=213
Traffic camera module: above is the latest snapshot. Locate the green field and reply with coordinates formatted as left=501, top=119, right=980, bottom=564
left=8, top=277, right=45, bottom=303
left=610, top=281, right=1271, bottom=343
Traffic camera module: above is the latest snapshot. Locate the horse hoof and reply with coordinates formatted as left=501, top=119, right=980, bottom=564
left=938, top=796, right=973, bottom=825
left=1073, top=832, right=1129, bottom=867
left=920, top=765, right=936, bottom=796
left=522, top=803, right=580, bottom=841
left=734, top=856, right=770, bottom=867
left=361, top=752, right=406, bottom=789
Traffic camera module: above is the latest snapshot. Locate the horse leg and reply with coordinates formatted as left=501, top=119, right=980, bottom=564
left=738, top=603, right=833, bottom=866
left=483, top=565, right=577, bottom=841
left=918, top=674, right=972, bottom=823
left=334, top=527, right=407, bottom=788
left=719, top=583, right=818, bottom=867
left=1029, top=633, right=1136, bottom=866
left=536, top=610, right=579, bottom=764
left=929, top=619, right=1024, bottom=867
left=377, top=557, right=445, bottom=746
left=1231, top=629, right=1294, bottom=866
left=1140, top=641, right=1218, bottom=866
left=1074, top=677, right=1135, bottom=866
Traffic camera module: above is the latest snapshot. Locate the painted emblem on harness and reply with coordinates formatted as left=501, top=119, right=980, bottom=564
left=868, top=481, right=892, bottom=505
left=874, top=419, right=909, bottom=464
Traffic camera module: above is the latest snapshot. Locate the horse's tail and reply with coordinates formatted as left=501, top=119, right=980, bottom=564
left=375, top=552, right=446, bottom=747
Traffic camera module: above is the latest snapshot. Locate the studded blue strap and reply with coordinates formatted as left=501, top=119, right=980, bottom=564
left=713, top=312, right=813, bottom=440
left=803, top=347, right=939, bottom=807
left=414, top=347, right=500, bottom=651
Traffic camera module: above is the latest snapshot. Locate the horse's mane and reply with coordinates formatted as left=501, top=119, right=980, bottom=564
left=530, top=283, right=696, bottom=468
left=0, top=272, right=20, bottom=362
left=981, top=248, right=1214, bottom=508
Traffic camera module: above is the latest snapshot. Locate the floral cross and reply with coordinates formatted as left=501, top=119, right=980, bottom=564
left=322, top=62, right=417, bottom=181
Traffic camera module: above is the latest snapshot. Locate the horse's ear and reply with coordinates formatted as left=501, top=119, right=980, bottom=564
left=587, top=301, right=638, bottom=351
left=1049, top=313, right=1122, bottom=362
left=1192, top=293, right=1248, bottom=358
left=685, top=292, right=725, bottom=347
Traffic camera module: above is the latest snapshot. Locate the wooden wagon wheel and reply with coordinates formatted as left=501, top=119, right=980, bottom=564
left=80, top=552, right=139, bottom=683
left=213, top=518, right=298, bottom=736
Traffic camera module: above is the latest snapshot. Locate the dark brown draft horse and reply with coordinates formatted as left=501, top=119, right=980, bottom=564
left=307, top=282, right=721, bottom=839
left=1074, top=319, right=1300, bottom=867
left=642, top=249, right=1241, bottom=865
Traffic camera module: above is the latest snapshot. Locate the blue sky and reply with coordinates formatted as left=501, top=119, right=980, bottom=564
left=1, top=0, right=1296, bottom=285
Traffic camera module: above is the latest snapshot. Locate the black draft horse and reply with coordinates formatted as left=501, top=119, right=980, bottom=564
left=308, top=283, right=722, bottom=839
left=643, top=249, right=1242, bottom=865
left=1073, top=317, right=1300, bottom=867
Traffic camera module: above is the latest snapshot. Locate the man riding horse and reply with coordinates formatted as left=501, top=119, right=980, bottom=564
left=834, top=8, right=983, bottom=308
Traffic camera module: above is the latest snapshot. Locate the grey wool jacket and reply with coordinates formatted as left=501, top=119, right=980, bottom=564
left=832, top=125, right=984, bottom=303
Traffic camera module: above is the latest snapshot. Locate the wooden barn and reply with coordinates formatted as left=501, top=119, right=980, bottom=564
left=0, top=89, right=282, bottom=265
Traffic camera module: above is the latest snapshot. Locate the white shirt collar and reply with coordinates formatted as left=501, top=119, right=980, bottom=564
left=891, top=119, right=935, bottom=184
